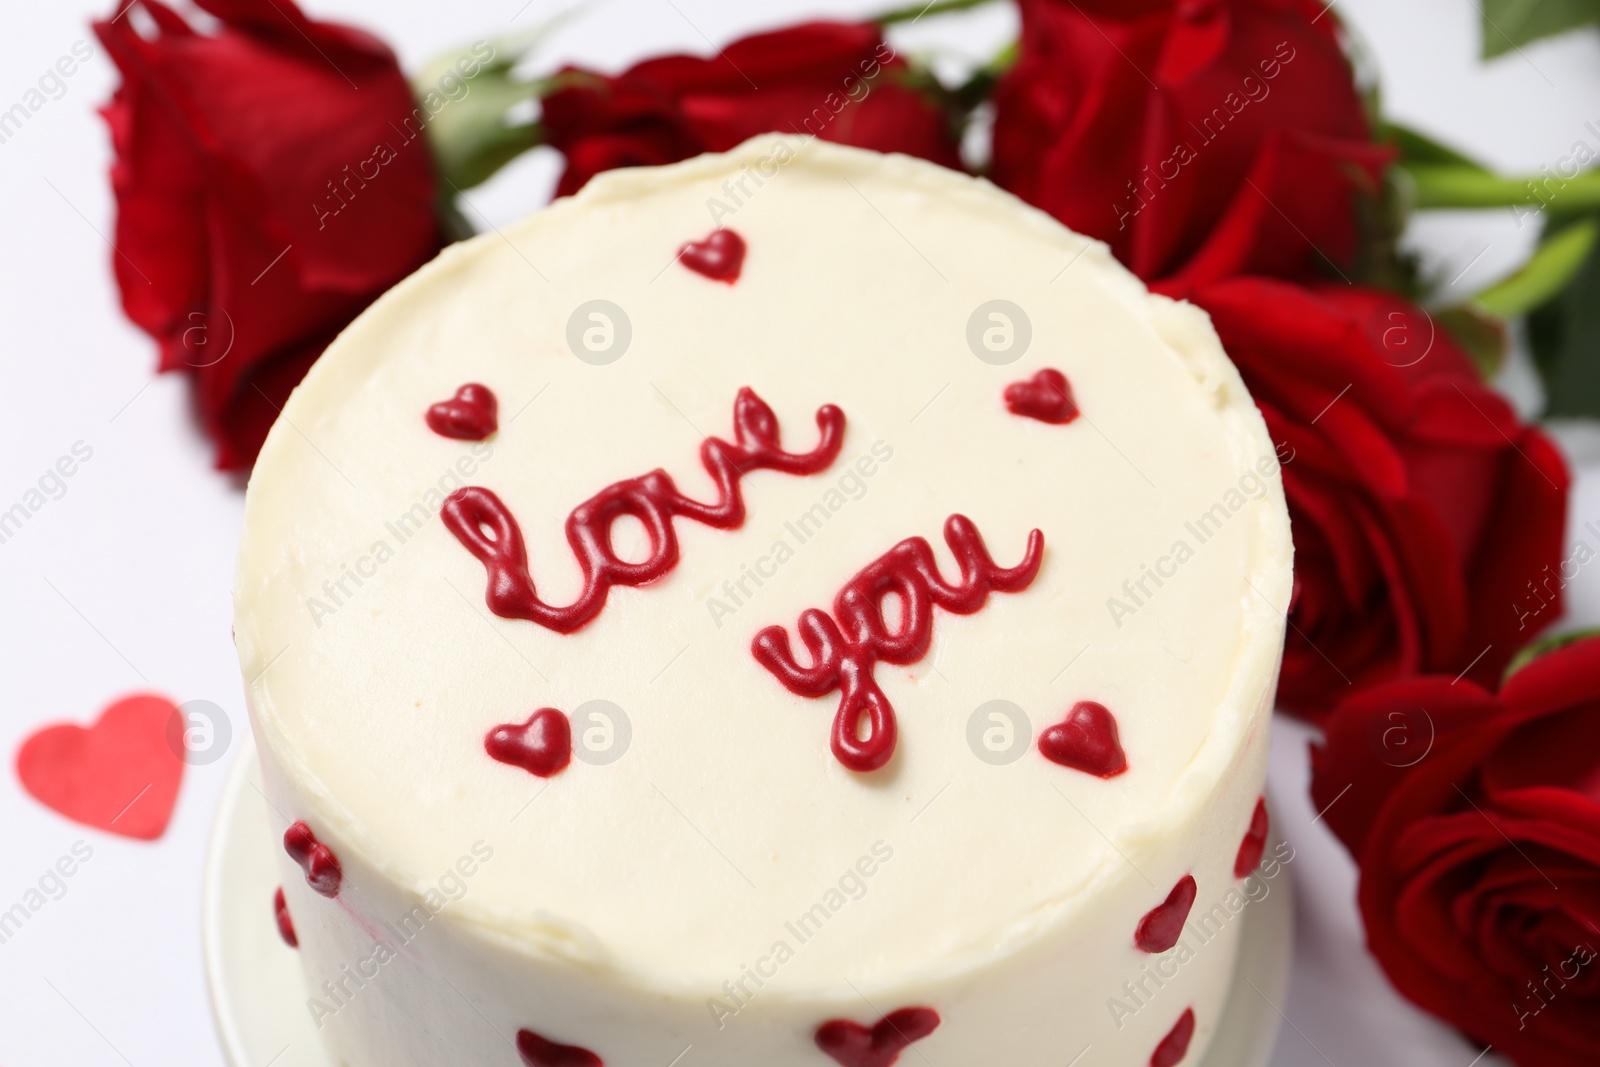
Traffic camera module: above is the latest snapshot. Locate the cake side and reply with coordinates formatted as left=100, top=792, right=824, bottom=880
left=236, top=135, right=1291, bottom=1066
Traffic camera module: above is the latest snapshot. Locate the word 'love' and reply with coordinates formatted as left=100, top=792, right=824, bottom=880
left=753, top=515, right=1044, bottom=772
left=443, top=388, right=845, bottom=633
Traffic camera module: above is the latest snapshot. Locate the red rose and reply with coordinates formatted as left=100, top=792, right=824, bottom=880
left=992, top=0, right=1390, bottom=284
left=1162, top=278, right=1569, bottom=717
left=96, top=0, right=444, bottom=470
left=542, top=21, right=962, bottom=197
left=1310, top=637, right=1600, bottom=1066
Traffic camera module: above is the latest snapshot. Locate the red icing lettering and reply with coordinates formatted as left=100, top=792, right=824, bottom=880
left=754, top=516, right=1044, bottom=772
left=1005, top=368, right=1079, bottom=424
left=283, top=821, right=342, bottom=898
left=1151, top=1007, right=1196, bottom=1067
left=487, top=709, right=572, bottom=778
left=1234, top=796, right=1269, bottom=877
left=815, top=1007, right=940, bottom=1067
left=273, top=886, right=298, bottom=948
left=516, top=1029, right=602, bottom=1067
left=679, top=228, right=746, bottom=283
left=426, top=383, right=498, bottom=440
left=444, top=388, right=843, bottom=633
left=1136, top=875, right=1197, bottom=954
left=1039, top=700, right=1128, bottom=777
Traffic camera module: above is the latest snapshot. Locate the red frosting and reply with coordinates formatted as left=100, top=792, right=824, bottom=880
left=273, top=886, right=298, bottom=948
left=283, top=821, right=342, bottom=898
left=754, top=516, right=1044, bottom=772
left=1234, top=795, right=1270, bottom=877
left=1151, top=1007, right=1196, bottom=1067
left=1004, top=368, right=1079, bottom=424
left=426, top=383, right=498, bottom=440
left=1135, top=875, right=1197, bottom=954
left=815, top=1007, right=941, bottom=1067
left=678, top=228, right=746, bottom=283
left=516, top=1029, right=603, bottom=1067
left=443, top=388, right=843, bottom=633
left=486, top=709, right=573, bottom=778
left=1038, top=700, right=1128, bottom=777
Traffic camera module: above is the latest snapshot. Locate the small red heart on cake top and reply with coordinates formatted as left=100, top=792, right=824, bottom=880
left=516, top=1029, right=603, bottom=1067
left=1004, top=368, right=1079, bottom=424
left=273, top=886, right=298, bottom=948
left=426, top=383, right=498, bottom=440
left=486, top=709, right=573, bottom=778
left=815, top=1007, right=940, bottom=1067
left=1233, top=795, right=1269, bottom=877
left=1151, top=1007, right=1196, bottom=1067
left=15, top=693, right=185, bottom=840
left=1135, top=875, right=1197, bottom=954
left=284, top=821, right=343, bottom=897
left=1038, top=700, right=1128, bottom=778
left=678, top=228, right=746, bottom=283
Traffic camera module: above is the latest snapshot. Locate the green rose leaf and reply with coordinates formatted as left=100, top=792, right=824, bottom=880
left=1504, top=626, right=1600, bottom=681
left=1523, top=215, right=1600, bottom=417
left=1482, top=0, right=1600, bottom=59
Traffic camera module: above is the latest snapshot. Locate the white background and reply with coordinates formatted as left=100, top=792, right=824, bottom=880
left=1, top=0, right=1597, bottom=1064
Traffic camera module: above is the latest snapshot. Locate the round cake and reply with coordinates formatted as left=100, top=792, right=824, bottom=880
left=234, top=135, right=1292, bottom=1067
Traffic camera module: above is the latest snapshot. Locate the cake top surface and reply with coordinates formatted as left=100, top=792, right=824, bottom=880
left=235, top=136, right=1291, bottom=993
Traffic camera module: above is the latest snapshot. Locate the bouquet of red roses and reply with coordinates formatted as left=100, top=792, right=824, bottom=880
left=94, top=1, right=1597, bottom=1061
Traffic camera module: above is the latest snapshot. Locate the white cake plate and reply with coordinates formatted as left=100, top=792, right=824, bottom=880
left=204, top=743, right=1294, bottom=1067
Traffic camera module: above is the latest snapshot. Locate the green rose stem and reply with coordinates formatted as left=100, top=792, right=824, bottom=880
left=414, top=24, right=574, bottom=240
left=876, top=0, right=1003, bottom=26
left=1400, top=161, right=1600, bottom=215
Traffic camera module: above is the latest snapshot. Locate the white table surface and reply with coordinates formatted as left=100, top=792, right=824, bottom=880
left=1, top=1, right=1596, bottom=1064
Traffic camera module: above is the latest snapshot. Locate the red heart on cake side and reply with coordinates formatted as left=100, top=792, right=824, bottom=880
left=284, top=821, right=343, bottom=897
left=1004, top=368, right=1079, bottom=424
left=815, top=1007, right=940, bottom=1067
left=274, top=886, right=298, bottom=948
left=486, top=709, right=573, bottom=778
left=1135, top=875, right=1197, bottom=954
left=15, top=693, right=185, bottom=840
left=516, top=1029, right=603, bottom=1067
left=1038, top=700, right=1128, bottom=778
left=1234, top=796, right=1269, bottom=877
left=1152, top=1007, right=1196, bottom=1067
left=426, top=383, right=498, bottom=440
left=678, top=228, right=746, bottom=284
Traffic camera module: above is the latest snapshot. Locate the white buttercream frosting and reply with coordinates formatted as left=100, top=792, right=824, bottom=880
left=236, top=135, right=1291, bottom=1066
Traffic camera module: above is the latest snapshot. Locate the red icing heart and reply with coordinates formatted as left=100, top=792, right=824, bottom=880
left=516, top=1029, right=603, bottom=1067
left=284, top=821, right=343, bottom=897
left=1234, top=796, right=1269, bottom=877
left=1151, top=1007, right=1196, bottom=1067
left=678, top=228, right=746, bottom=283
left=1136, top=875, right=1197, bottom=953
left=486, top=709, right=572, bottom=778
left=1038, top=701, right=1128, bottom=778
left=426, top=383, right=498, bottom=440
left=1004, top=368, right=1079, bottom=424
left=274, top=887, right=298, bottom=948
left=815, top=1007, right=940, bottom=1067
left=15, top=693, right=185, bottom=840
